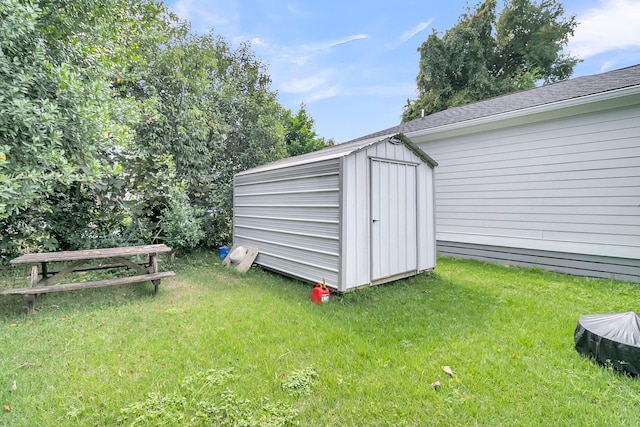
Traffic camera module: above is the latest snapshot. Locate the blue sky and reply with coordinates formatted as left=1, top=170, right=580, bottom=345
left=166, top=0, right=640, bottom=143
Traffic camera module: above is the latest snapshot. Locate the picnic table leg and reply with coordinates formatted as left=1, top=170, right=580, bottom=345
left=30, top=264, right=38, bottom=287
left=149, top=254, right=160, bottom=294
left=24, top=295, right=36, bottom=314
left=26, top=264, right=39, bottom=313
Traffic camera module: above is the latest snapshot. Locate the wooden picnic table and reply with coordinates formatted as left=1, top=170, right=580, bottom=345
left=2, top=244, right=175, bottom=313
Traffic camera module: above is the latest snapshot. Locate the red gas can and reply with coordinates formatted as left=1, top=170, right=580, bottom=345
left=310, top=279, right=330, bottom=304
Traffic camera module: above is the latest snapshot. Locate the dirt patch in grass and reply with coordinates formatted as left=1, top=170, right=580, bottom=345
left=161, top=276, right=208, bottom=301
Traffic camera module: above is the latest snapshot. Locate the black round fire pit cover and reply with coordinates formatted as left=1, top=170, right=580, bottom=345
left=574, top=312, right=640, bottom=376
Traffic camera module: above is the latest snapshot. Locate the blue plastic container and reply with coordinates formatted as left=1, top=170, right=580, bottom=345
left=218, top=246, right=230, bottom=260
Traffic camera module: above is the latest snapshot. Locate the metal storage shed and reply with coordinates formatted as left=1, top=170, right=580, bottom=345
left=232, top=133, right=438, bottom=292
left=353, top=64, right=640, bottom=282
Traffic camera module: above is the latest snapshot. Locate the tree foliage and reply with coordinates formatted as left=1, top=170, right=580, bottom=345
left=402, top=0, right=579, bottom=122
left=0, top=0, right=162, bottom=257
left=133, top=27, right=288, bottom=246
left=283, top=103, right=334, bottom=157
left=0, top=0, right=331, bottom=261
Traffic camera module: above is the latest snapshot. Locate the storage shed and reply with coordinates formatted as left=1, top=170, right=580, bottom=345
left=232, top=133, right=438, bottom=292
left=354, top=64, right=640, bottom=282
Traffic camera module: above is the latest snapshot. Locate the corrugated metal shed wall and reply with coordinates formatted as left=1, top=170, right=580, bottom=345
left=233, top=158, right=341, bottom=287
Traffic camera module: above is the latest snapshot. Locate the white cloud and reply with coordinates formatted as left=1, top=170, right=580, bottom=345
left=280, top=73, right=331, bottom=94
left=278, top=70, right=344, bottom=103
left=599, top=59, right=617, bottom=72
left=385, top=20, right=432, bottom=49
left=306, top=86, right=340, bottom=103
left=246, top=33, right=367, bottom=66
left=280, top=79, right=416, bottom=105
left=231, top=35, right=246, bottom=45
left=330, top=34, right=368, bottom=48
left=256, top=33, right=368, bottom=95
left=279, top=77, right=341, bottom=104
left=303, top=34, right=368, bottom=52
left=289, top=56, right=310, bottom=65
left=274, top=34, right=367, bottom=67
left=569, top=0, right=640, bottom=59
left=249, top=37, right=269, bottom=48
left=398, top=21, right=432, bottom=44
left=171, top=0, right=239, bottom=33
left=287, top=3, right=308, bottom=16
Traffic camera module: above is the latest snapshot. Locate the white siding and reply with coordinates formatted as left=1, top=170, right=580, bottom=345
left=234, top=159, right=341, bottom=287
left=340, top=139, right=435, bottom=290
left=370, top=159, right=418, bottom=280
left=415, top=103, right=640, bottom=261
left=340, top=152, right=369, bottom=290
left=418, top=157, right=437, bottom=272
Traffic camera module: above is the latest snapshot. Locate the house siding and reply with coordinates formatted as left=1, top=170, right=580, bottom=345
left=415, top=102, right=640, bottom=281
left=438, top=241, right=640, bottom=283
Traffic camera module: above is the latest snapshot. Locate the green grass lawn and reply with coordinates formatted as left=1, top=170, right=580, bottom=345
left=1, top=253, right=639, bottom=426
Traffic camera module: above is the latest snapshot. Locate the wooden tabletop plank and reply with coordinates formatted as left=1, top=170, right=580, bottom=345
left=10, top=244, right=173, bottom=264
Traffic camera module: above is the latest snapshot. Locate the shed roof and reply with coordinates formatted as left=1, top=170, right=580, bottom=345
left=236, top=133, right=437, bottom=177
left=352, top=63, right=640, bottom=142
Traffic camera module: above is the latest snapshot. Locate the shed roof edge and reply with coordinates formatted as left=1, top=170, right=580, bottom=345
left=235, top=133, right=435, bottom=177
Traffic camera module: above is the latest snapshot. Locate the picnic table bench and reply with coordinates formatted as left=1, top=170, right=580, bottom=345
left=2, top=244, right=175, bottom=313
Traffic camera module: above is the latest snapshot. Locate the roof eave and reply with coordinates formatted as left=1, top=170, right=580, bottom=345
left=392, top=133, right=438, bottom=167
left=405, top=84, right=640, bottom=140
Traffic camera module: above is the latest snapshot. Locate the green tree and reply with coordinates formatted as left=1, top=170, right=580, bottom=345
left=133, top=27, right=288, bottom=247
left=122, top=24, right=221, bottom=248
left=0, top=0, right=333, bottom=261
left=0, top=0, right=167, bottom=259
left=203, top=41, right=288, bottom=246
left=402, top=0, right=579, bottom=122
left=283, top=103, right=334, bottom=157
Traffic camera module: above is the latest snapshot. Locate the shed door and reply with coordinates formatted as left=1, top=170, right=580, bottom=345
left=370, top=159, right=418, bottom=282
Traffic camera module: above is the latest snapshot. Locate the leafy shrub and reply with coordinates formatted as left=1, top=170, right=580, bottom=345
left=159, top=191, right=205, bottom=251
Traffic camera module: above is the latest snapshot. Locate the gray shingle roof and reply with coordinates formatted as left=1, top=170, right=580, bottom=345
left=351, top=64, right=640, bottom=142
left=237, top=65, right=640, bottom=177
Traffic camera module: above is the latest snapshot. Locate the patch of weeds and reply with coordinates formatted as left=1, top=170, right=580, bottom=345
left=258, top=399, right=300, bottom=427
left=119, top=392, right=189, bottom=426
left=281, top=367, right=318, bottom=397
left=195, top=389, right=263, bottom=426
left=118, top=368, right=297, bottom=426
left=182, top=368, right=235, bottom=395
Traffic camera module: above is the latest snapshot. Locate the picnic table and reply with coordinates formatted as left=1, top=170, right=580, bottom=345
left=2, top=244, right=175, bottom=313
